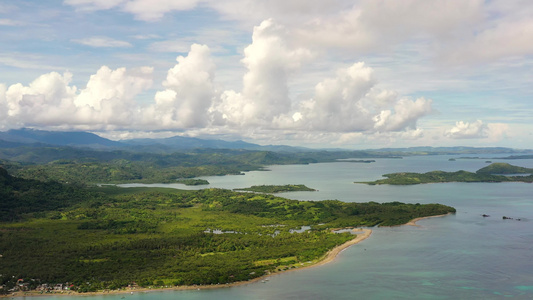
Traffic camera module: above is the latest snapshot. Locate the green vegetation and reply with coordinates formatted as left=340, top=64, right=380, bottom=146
left=0, top=147, right=399, bottom=185
left=476, top=162, right=533, bottom=174
left=234, top=184, right=316, bottom=193
left=360, top=163, right=533, bottom=185
left=175, top=179, right=210, bottom=186
left=0, top=168, right=454, bottom=293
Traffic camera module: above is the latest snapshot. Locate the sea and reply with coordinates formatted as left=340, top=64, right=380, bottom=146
left=20, top=155, right=533, bottom=299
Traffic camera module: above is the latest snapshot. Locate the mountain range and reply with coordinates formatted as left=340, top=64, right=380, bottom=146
left=0, top=128, right=308, bottom=152
left=0, top=128, right=531, bottom=154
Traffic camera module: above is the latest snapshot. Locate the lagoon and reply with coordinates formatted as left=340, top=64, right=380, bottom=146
left=29, top=155, right=533, bottom=299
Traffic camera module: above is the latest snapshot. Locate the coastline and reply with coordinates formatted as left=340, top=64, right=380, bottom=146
left=4, top=228, right=372, bottom=298
left=405, top=213, right=453, bottom=227
left=5, top=214, right=451, bottom=298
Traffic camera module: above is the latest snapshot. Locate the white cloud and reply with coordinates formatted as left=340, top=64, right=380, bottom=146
left=148, top=40, right=191, bottom=53
left=143, top=44, right=216, bottom=129
left=444, top=120, right=509, bottom=140
left=373, top=97, right=432, bottom=132
left=296, top=62, right=376, bottom=132
left=1, top=18, right=433, bottom=140
left=0, top=53, right=60, bottom=70
left=71, top=36, right=133, bottom=48
left=1, top=66, right=153, bottom=130
left=64, top=0, right=200, bottom=21
left=295, top=62, right=432, bottom=133
left=75, top=66, right=153, bottom=110
left=0, top=84, right=7, bottom=125
left=205, top=0, right=349, bottom=27
left=443, top=19, right=533, bottom=64
left=0, top=18, right=22, bottom=26
left=64, top=0, right=126, bottom=11
left=213, top=19, right=313, bottom=128
left=122, top=0, right=200, bottom=22
left=132, top=34, right=161, bottom=40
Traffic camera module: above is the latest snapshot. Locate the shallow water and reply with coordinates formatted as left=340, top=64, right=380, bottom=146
left=25, top=155, right=533, bottom=299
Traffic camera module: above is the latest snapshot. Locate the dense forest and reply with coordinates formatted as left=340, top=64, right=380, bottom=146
left=0, top=168, right=455, bottom=293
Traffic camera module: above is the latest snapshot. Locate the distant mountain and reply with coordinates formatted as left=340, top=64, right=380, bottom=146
left=2, top=129, right=531, bottom=154
left=370, top=146, right=533, bottom=154
left=123, top=135, right=259, bottom=150
left=122, top=136, right=312, bottom=152
left=0, top=129, right=309, bottom=152
left=0, top=128, right=123, bottom=148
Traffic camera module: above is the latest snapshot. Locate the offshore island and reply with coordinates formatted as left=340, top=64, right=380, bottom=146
left=359, top=163, right=533, bottom=185
left=0, top=167, right=454, bottom=295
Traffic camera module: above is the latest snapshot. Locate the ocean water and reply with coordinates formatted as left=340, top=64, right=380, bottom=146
left=24, top=156, right=533, bottom=299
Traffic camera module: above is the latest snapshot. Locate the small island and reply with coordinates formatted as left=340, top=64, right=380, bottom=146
left=359, top=163, right=533, bottom=185
left=175, top=178, right=210, bottom=186
left=234, top=184, right=317, bottom=193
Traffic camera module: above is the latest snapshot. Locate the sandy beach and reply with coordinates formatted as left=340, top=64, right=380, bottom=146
left=405, top=213, right=453, bottom=227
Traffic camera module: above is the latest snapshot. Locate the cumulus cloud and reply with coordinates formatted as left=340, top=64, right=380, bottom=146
left=0, top=84, right=8, bottom=124
left=213, top=19, right=313, bottom=128
left=0, top=66, right=153, bottom=130
left=295, top=62, right=432, bottom=133
left=143, top=44, right=216, bottom=129
left=71, top=36, right=132, bottom=48
left=444, top=120, right=487, bottom=139
left=1, top=18, right=434, bottom=142
left=444, top=120, right=509, bottom=140
left=75, top=66, right=153, bottom=110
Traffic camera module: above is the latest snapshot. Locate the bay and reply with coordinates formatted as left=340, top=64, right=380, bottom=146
left=25, top=156, right=533, bottom=299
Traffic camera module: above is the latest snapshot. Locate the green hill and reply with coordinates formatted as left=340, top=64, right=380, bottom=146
left=476, top=162, right=533, bottom=174
left=361, top=163, right=533, bottom=185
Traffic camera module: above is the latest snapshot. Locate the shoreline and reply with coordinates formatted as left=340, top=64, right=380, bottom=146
left=4, top=228, right=372, bottom=298
left=7, top=213, right=450, bottom=298
left=405, top=213, right=453, bottom=227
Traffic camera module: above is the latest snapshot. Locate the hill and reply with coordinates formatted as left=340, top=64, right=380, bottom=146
left=0, top=128, right=122, bottom=148
left=476, top=162, right=533, bottom=174
left=360, top=163, right=533, bottom=185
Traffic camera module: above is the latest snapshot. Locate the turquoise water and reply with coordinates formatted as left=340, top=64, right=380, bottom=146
left=22, top=156, right=533, bottom=299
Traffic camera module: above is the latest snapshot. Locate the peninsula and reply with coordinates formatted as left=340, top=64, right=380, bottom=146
left=233, top=184, right=316, bottom=193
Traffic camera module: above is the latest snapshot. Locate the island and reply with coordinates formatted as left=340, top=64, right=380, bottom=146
left=0, top=168, right=455, bottom=294
left=359, top=163, right=533, bottom=185
left=234, top=184, right=316, bottom=193
left=175, top=178, right=210, bottom=186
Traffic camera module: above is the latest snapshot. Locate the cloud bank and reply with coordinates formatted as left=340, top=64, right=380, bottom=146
left=1, top=19, right=434, bottom=141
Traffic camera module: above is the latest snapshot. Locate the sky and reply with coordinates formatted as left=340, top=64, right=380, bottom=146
left=0, top=0, right=532, bottom=149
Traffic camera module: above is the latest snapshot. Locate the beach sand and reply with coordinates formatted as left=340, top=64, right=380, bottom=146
left=405, top=213, right=452, bottom=227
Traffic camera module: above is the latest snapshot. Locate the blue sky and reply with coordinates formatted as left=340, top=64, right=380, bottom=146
left=0, top=0, right=532, bottom=149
